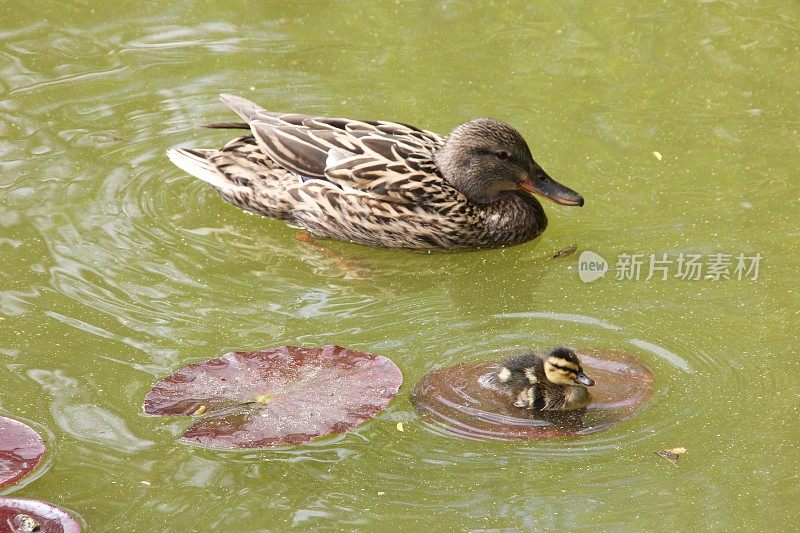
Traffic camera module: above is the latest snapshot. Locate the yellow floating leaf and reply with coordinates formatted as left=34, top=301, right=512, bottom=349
left=652, top=150, right=663, bottom=161
left=255, top=394, right=274, bottom=404
left=396, top=422, right=404, bottom=432
left=193, top=405, right=207, bottom=415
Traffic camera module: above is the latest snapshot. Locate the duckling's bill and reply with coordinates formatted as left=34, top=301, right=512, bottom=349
left=574, top=371, right=595, bottom=386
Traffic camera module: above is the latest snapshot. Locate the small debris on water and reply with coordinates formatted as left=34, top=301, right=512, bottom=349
left=652, top=151, right=663, bottom=161
left=552, top=245, right=577, bottom=259
left=655, top=447, right=687, bottom=465
left=396, top=422, right=404, bottom=432
left=193, top=405, right=207, bottom=415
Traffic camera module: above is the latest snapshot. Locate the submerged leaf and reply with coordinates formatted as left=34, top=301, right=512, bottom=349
left=0, top=498, right=81, bottom=533
left=144, top=345, right=402, bottom=448
left=0, top=417, right=46, bottom=489
left=411, top=348, right=653, bottom=440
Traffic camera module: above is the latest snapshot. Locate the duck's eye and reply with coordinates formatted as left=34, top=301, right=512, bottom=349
left=496, top=151, right=509, bottom=160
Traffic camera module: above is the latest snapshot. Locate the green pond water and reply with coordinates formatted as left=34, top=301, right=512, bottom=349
left=1, top=1, right=798, bottom=530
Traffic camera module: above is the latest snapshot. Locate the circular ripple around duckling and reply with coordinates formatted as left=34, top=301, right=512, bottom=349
left=411, top=348, right=653, bottom=441
left=406, top=311, right=698, bottom=458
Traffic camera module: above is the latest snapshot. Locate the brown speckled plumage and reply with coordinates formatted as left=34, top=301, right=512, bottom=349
left=167, top=95, right=583, bottom=249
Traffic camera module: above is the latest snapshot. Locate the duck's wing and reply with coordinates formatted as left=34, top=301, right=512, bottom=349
left=220, top=94, right=440, bottom=144
left=220, top=94, right=452, bottom=204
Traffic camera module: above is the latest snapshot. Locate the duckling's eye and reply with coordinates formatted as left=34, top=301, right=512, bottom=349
left=496, top=151, right=509, bottom=160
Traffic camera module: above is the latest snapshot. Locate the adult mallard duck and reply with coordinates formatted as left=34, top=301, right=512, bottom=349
left=167, top=95, right=583, bottom=249
left=496, top=347, right=595, bottom=411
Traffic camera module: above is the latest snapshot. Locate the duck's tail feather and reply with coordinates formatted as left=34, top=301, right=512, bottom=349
left=166, top=148, right=249, bottom=194
left=219, top=93, right=267, bottom=123
left=199, top=122, right=250, bottom=129
left=167, top=143, right=300, bottom=222
left=218, top=94, right=307, bottom=126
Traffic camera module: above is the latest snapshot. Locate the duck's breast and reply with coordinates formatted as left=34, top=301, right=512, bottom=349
left=479, top=193, right=548, bottom=247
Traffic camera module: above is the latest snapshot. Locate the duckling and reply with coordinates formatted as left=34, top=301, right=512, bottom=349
left=496, top=347, right=595, bottom=411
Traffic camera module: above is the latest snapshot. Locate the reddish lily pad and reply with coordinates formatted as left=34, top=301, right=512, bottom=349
left=0, top=498, right=81, bottom=533
left=411, top=348, right=653, bottom=440
left=0, top=417, right=46, bottom=489
left=144, top=345, right=403, bottom=448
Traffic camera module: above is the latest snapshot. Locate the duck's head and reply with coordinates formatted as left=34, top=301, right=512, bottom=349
left=434, top=118, right=584, bottom=206
left=543, top=347, right=595, bottom=387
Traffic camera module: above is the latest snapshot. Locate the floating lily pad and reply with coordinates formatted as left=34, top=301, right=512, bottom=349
left=0, top=498, right=81, bottom=532
left=0, top=417, right=46, bottom=489
left=411, top=348, right=653, bottom=440
left=144, top=345, right=403, bottom=448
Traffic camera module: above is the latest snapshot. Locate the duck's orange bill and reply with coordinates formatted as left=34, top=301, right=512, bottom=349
left=519, top=177, right=584, bottom=207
